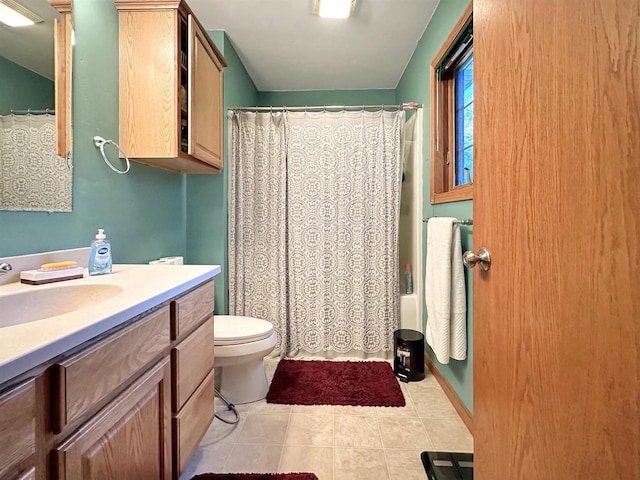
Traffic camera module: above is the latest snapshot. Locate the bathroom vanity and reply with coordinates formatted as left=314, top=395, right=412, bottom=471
left=0, top=264, right=219, bottom=480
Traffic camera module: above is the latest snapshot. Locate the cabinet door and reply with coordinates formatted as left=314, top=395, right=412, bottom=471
left=0, top=379, right=35, bottom=479
left=54, top=359, right=171, bottom=480
left=188, top=15, right=224, bottom=169
left=118, top=8, right=179, bottom=159
left=50, top=2, right=72, bottom=158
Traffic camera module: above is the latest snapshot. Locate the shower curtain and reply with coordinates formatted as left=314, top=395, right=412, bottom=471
left=229, top=109, right=404, bottom=357
left=0, top=114, right=72, bottom=212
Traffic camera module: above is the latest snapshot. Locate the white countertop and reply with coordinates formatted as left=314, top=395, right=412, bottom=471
left=0, top=263, right=221, bottom=386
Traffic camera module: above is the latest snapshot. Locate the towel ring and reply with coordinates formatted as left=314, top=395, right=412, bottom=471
left=93, top=136, right=131, bottom=174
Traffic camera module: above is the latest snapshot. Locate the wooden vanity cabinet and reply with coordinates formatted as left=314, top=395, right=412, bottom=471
left=0, top=380, right=36, bottom=480
left=0, top=278, right=216, bottom=480
left=170, top=280, right=215, bottom=479
left=115, top=0, right=227, bottom=174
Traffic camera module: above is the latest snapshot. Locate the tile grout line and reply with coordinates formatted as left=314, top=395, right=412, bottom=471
left=276, top=405, right=293, bottom=473
left=331, top=406, right=335, bottom=480
left=373, top=411, right=393, bottom=480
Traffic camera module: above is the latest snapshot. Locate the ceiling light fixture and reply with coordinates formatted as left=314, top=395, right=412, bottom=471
left=313, top=0, right=357, bottom=19
left=0, top=0, right=43, bottom=27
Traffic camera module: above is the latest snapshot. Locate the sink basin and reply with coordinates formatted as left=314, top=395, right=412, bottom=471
left=0, top=283, right=123, bottom=328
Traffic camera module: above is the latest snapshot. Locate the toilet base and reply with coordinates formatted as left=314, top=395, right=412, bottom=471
left=217, top=358, right=269, bottom=404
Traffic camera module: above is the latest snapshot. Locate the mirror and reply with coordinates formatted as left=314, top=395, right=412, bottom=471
left=0, top=0, right=72, bottom=212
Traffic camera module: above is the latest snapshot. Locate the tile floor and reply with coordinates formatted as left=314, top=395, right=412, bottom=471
left=181, top=357, right=473, bottom=480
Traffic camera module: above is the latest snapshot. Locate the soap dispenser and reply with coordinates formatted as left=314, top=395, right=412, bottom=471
left=89, top=228, right=112, bottom=276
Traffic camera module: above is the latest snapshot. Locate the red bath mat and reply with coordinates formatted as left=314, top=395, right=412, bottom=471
left=266, top=359, right=405, bottom=407
left=192, top=474, right=318, bottom=480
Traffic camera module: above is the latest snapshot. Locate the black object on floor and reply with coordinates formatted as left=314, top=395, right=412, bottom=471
left=421, top=451, right=473, bottom=480
left=393, top=329, right=425, bottom=382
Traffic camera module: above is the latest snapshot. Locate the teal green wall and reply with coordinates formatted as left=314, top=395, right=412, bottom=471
left=258, top=89, right=395, bottom=107
left=0, top=0, right=186, bottom=262
left=0, top=1, right=474, bottom=412
left=186, top=32, right=258, bottom=314
left=397, top=0, right=474, bottom=412
left=0, top=57, right=53, bottom=112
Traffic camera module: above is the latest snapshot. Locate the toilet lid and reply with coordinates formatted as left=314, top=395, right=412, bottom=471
left=214, top=315, right=274, bottom=345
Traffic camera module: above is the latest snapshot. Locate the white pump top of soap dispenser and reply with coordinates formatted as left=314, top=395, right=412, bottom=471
left=96, top=229, right=106, bottom=240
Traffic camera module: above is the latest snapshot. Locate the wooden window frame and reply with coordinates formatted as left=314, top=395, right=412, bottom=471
left=430, top=3, right=473, bottom=204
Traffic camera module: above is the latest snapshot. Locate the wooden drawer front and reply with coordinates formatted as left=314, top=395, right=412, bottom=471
left=53, top=306, right=170, bottom=432
left=173, top=369, right=214, bottom=476
left=172, top=317, right=214, bottom=411
left=0, top=379, right=36, bottom=479
left=171, top=280, right=214, bottom=340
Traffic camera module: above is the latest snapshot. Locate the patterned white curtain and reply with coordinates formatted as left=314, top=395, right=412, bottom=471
left=229, top=109, right=404, bottom=357
left=229, top=112, right=289, bottom=353
left=0, top=114, right=72, bottom=212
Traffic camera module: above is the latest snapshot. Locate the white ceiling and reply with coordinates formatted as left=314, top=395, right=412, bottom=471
left=189, top=0, right=440, bottom=91
left=1, top=0, right=439, bottom=90
left=0, top=0, right=58, bottom=80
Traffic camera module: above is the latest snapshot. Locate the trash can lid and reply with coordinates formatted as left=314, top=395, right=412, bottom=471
left=394, top=329, right=424, bottom=341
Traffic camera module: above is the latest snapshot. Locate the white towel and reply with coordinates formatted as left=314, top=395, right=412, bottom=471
left=424, top=218, right=467, bottom=364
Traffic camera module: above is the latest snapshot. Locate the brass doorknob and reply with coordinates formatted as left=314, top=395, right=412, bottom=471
left=463, top=248, right=491, bottom=271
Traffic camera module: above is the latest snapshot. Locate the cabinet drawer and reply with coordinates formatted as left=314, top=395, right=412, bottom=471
left=0, top=379, right=35, bottom=479
left=173, top=369, right=214, bottom=476
left=52, top=306, right=170, bottom=432
left=170, top=280, right=214, bottom=340
left=172, top=317, right=214, bottom=411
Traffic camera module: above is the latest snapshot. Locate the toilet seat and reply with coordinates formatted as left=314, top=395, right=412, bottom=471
left=214, top=315, right=274, bottom=346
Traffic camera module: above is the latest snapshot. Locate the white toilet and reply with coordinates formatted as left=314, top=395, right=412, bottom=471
left=214, top=315, right=277, bottom=404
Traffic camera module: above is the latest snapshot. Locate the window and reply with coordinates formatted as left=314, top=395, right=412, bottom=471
left=430, top=4, right=473, bottom=204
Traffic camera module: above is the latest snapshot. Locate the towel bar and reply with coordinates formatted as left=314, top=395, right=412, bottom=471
left=422, top=218, right=473, bottom=225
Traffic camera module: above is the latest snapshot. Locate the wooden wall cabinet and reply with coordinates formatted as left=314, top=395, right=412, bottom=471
left=115, top=0, right=227, bottom=174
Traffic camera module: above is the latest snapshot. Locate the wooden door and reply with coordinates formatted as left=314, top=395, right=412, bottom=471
left=188, top=15, right=224, bottom=169
left=473, top=1, right=639, bottom=479
left=54, top=359, right=172, bottom=480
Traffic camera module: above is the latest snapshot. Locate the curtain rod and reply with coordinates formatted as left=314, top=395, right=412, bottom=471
left=229, top=102, right=422, bottom=113
left=9, top=108, right=55, bottom=115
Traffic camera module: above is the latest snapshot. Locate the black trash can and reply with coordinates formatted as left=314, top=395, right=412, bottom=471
left=393, top=329, right=425, bottom=382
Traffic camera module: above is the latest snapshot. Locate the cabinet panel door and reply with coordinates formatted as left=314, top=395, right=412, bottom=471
left=54, top=359, right=171, bottom=480
left=0, top=379, right=35, bottom=479
left=119, top=9, right=179, bottom=159
left=188, top=15, right=223, bottom=169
